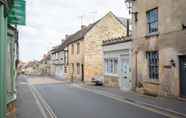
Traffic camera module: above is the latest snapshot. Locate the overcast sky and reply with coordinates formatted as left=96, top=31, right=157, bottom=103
left=18, top=0, right=129, bottom=62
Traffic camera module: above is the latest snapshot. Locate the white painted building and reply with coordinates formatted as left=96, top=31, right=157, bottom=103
left=50, top=45, right=65, bottom=79
left=103, top=36, right=132, bottom=91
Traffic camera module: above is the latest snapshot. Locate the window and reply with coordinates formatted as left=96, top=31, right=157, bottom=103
left=77, top=63, right=80, bottom=74
left=147, top=8, right=158, bottom=33
left=146, top=51, right=159, bottom=80
left=77, top=42, right=80, bottom=54
left=114, top=59, right=118, bottom=73
left=71, top=44, right=74, bottom=54
left=104, top=58, right=118, bottom=74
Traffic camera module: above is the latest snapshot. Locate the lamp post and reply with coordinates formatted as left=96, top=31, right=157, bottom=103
left=125, top=0, right=138, bottom=22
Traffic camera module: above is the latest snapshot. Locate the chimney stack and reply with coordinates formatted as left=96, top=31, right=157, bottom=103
left=65, top=34, right=69, bottom=39
left=61, top=39, right=64, bottom=44
left=81, top=25, right=86, bottom=29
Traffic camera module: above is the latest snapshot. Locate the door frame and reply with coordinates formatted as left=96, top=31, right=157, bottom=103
left=119, top=54, right=132, bottom=91
left=179, top=55, right=186, bottom=97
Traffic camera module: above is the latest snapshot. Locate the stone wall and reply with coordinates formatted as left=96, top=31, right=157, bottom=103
left=132, top=0, right=186, bottom=97
left=66, top=40, right=84, bottom=81
left=84, top=12, right=127, bottom=82
left=104, top=75, right=119, bottom=88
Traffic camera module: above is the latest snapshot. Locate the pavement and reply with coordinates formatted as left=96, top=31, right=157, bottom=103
left=75, top=83, right=186, bottom=117
left=16, top=76, right=186, bottom=118
left=16, top=76, right=44, bottom=118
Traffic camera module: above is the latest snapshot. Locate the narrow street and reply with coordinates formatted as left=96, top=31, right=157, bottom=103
left=17, top=76, right=169, bottom=118
left=36, top=84, right=167, bottom=118
left=1, top=1, right=186, bottom=118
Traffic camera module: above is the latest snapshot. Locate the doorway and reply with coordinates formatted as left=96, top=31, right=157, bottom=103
left=119, top=55, right=132, bottom=91
left=81, top=64, right=84, bottom=82
left=180, top=55, right=186, bottom=97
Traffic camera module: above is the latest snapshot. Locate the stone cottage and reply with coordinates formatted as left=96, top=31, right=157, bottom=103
left=128, top=0, right=186, bottom=97
left=39, top=54, right=51, bottom=76
left=63, top=12, right=128, bottom=83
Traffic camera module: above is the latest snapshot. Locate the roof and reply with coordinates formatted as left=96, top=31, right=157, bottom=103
left=61, top=12, right=129, bottom=48
left=102, top=36, right=132, bottom=46
left=63, top=21, right=99, bottom=46
left=50, top=45, right=63, bottom=54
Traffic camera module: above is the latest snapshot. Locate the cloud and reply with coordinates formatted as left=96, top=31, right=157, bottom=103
left=19, top=0, right=129, bottom=62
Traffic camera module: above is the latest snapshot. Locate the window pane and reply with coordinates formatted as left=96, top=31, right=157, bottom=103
left=146, top=51, right=159, bottom=80
left=114, top=59, right=118, bottom=73
left=147, top=8, right=158, bottom=33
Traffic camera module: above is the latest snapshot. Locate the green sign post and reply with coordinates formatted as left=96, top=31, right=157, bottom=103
left=0, top=3, right=7, bottom=118
left=8, top=0, right=26, bottom=25
left=1, top=0, right=26, bottom=117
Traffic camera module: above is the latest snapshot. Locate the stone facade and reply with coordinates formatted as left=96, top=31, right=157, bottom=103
left=65, top=40, right=84, bottom=82
left=84, top=12, right=127, bottom=82
left=24, top=61, right=41, bottom=76
left=131, top=0, right=186, bottom=97
left=39, top=54, right=51, bottom=76
left=64, top=12, right=127, bottom=83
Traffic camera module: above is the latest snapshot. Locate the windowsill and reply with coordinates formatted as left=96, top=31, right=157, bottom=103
left=104, top=73, right=119, bottom=77
left=143, top=79, right=160, bottom=85
left=145, top=32, right=159, bottom=38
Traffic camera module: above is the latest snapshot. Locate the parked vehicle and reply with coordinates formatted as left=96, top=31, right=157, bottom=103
left=91, top=76, right=104, bottom=86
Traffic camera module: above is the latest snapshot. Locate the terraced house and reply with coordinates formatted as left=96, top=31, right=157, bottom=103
left=103, top=36, right=132, bottom=91
left=50, top=43, right=66, bottom=79
left=128, top=0, right=186, bottom=97
left=63, top=12, right=128, bottom=83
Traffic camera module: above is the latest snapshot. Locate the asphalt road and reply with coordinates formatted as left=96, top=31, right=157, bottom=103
left=35, top=83, right=168, bottom=118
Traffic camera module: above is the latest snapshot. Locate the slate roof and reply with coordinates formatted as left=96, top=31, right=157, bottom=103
left=52, top=12, right=130, bottom=53
left=64, top=12, right=130, bottom=45
left=102, top=36, right=132, bottom=46
left=63, top=21, right=99, bottom=46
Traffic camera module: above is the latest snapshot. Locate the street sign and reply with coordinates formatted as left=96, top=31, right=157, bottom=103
left=8, top=0, right=26, bottom=25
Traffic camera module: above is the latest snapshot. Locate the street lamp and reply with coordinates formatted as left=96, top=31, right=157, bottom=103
left=125, top=0, right=138, bottom=22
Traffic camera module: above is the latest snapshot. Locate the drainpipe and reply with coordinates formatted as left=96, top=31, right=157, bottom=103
left=0, top=3, right=7, bottom=118
left=126, top=19, right=130, bottom=37
left=135, top=50, right=138, bottom=91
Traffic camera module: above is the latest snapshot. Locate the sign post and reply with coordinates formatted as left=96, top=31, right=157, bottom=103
left=8, top=0, right=26, bottom=25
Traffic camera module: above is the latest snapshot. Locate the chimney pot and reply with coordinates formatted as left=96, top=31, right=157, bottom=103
left=81, top=25, right=86, bottom=29
left=65, top=34, right=69, bottom=39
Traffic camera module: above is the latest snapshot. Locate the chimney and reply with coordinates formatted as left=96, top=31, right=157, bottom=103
left=61, top=39, right=64, bottom=44
left=65, top=34, right=69, bottom=39
left=81, top=25, right=86, bottom=29
left=126, top=19, right=130, bottom=37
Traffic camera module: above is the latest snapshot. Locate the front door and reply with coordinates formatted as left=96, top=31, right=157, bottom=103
left=120, top=55, right=131, bottom=91
left=180, top=55, right=186, bottom=97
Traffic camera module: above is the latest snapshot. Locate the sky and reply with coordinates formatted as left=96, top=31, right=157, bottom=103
left=18, top=0, right=129, bottom=62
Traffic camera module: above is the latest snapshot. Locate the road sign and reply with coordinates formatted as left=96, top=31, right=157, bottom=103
left=8, top=0, right=26, bottom=25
